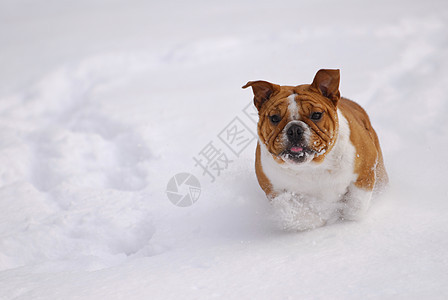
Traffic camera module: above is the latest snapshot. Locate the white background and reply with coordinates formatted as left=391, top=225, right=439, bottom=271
left=0, top=0, right=448, bottom=299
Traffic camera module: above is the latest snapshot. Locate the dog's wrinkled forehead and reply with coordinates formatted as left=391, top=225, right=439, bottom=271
left=261, top=86, right=328, bottom=121
left=262, top=90, right=295, bottom=115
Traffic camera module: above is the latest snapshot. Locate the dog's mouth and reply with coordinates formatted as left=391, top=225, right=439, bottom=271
left=280, top=145, right=314, bottom=164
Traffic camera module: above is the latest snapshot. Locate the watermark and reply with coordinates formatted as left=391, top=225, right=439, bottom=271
left=193, top=141, right=233, bottom=183
left=218, top=117, right=256, bottom=157
left=166, top=173, right=201, bottom=207
left=166, top=100, right=258, bottom=207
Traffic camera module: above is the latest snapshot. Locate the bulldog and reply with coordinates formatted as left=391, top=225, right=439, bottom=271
left=243, top=69, right=388, bottom=230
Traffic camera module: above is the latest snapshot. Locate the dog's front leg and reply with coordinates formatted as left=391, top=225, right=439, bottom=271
left=271, top=193, right=327, bottom=231
left=341, top=183, right=373, bottom=221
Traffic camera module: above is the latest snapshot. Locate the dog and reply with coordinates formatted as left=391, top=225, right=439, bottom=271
left=243, top=69, right=388, bottom=230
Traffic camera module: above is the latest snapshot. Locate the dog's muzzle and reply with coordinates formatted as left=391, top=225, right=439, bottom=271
left=281, top=121, right=313, bottom=164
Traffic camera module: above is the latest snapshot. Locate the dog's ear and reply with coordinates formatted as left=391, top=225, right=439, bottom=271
left=310, top=69, right=341, bottom=106
left=242, top=80, right=281, bottom=111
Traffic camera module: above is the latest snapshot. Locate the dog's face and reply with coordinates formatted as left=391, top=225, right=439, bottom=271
left=243, top=69, right=341, bottom=166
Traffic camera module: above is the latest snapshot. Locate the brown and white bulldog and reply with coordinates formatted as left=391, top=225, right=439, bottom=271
left=243, top=69, right=388, bottom=230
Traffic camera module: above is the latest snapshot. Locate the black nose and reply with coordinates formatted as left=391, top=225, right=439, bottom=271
left=286, top=124, right=304, bottom=142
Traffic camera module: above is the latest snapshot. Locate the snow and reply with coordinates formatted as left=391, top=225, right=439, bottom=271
left=1, top=0, right=448, bottom=298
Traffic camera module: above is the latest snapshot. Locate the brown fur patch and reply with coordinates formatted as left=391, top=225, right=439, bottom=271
left=338, top=98, right=388, bottom=191
left=255, top=143, right=275, bottom=197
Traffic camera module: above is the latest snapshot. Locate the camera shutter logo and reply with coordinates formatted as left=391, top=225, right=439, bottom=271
left=166, top=173, right=201, bottom=207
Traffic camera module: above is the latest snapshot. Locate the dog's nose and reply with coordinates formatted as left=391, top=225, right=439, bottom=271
left=286, top=124, right=304, bottom=142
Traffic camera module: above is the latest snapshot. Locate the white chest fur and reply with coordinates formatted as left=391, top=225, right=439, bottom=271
left=259, top=110, right=360, bottom=229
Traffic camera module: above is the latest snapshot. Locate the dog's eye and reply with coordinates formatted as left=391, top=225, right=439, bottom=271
left=269, top=114, right=281, bottom=124
left=310, top=112, right=323, bottom=121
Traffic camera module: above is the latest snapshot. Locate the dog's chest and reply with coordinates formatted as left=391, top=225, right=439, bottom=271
left=263, top=158, right=355, bottom=201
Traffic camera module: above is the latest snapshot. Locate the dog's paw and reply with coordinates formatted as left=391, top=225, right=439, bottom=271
left=341, top=184, right=373, bottom=221
left=271, top=193, right=326, bottom=231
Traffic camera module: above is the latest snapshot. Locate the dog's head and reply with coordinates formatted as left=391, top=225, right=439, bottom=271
left=243, top=69, right=341, bottom=166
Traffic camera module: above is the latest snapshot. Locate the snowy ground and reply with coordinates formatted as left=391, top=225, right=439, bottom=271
left=1, top=0, right=448, bottom=299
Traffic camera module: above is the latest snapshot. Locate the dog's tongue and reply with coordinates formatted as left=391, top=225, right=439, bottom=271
left=290, top=146, right=303, bottom=153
